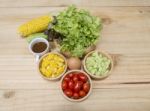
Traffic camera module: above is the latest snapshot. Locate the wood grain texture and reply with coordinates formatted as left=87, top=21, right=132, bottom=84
left=0, top=89, right=150, bottom=111
left=0, top=1, right=150, bottom=111
left=0, top=0, right=150, bottom=7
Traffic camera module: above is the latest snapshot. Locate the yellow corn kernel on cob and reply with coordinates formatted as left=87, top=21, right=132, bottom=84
left=18, top=15, right=53, bottom=37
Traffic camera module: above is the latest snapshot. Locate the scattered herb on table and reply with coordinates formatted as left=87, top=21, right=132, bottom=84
left=53, top=6, right=102, bottom=57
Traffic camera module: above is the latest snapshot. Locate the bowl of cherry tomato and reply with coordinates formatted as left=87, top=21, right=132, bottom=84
left=60, top=70, right=92, bottom=102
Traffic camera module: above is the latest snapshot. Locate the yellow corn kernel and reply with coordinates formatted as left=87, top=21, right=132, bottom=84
left=57, top=67, right=64, bottom=74
left=18, top=15, right=53, bottom=37
left=40, top=68, right=47, bottom=76
left=45, top=71, right=52, bottom=77
left=54, top=73, right=60, bottom=77
left=57, top=57, right=64, bottom=62
left=41, top=62, right=45, bottom=67
left=47, top=54, right=54, bottom=60
left=51, top=74, right=56, bottom=78
left=40, top=53, right=66, bottom=78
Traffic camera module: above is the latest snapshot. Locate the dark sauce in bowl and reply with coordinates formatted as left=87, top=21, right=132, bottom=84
left=32, top=42, right=47, bottom=53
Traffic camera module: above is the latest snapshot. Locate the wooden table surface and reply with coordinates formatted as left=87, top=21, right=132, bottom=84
left=0, top=0, right=150, bottom=111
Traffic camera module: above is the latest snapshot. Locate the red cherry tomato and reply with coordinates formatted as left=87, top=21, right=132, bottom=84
left=83, top=82, right=90, bottom=93
left=79, top=73, right=88, bottom=83
left=79, top=90, right=86, bottom=98
left=68, top=80, right=74, bottom=90
left=73, top=92, right=80, bottom=99
left=79, top=81, right=83, bottom=86
left=73, top=74, right=79, bottom=82
left=68, top=73, right=74, bottom=78
left=64, top=89, right=73, bottom=98
left=74, top=81, right=83, bottom=92
left=62, top=81, right=67, bottom=90
left=64, top=75, right=70, bottom=82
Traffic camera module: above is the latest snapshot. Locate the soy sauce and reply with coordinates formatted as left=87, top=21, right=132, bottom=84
left=32, top=42, right=47, bottom=53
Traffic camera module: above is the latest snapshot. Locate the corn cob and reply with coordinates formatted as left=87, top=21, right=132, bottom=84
left=18, top=15, right=53, bottom=37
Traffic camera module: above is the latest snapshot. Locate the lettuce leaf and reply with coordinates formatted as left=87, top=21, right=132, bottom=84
left=53, top=5, right=102, bottom=57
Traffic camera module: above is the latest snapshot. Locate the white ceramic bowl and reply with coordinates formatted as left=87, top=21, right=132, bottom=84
left=60, top=70, right=92, bottom=102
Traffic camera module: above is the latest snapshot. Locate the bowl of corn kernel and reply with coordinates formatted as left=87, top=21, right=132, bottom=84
left=38, top=52, right=67, bottom=80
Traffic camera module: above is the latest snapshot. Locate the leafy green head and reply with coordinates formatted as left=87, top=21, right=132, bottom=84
left=53, top=5, right=102, bottom=57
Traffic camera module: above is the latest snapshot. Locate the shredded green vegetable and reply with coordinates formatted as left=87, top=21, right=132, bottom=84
left=86, top=51, right=111, bottom=76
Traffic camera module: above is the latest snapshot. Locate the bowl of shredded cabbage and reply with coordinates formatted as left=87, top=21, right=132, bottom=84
left=83, top=50, right=113, bottom=79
